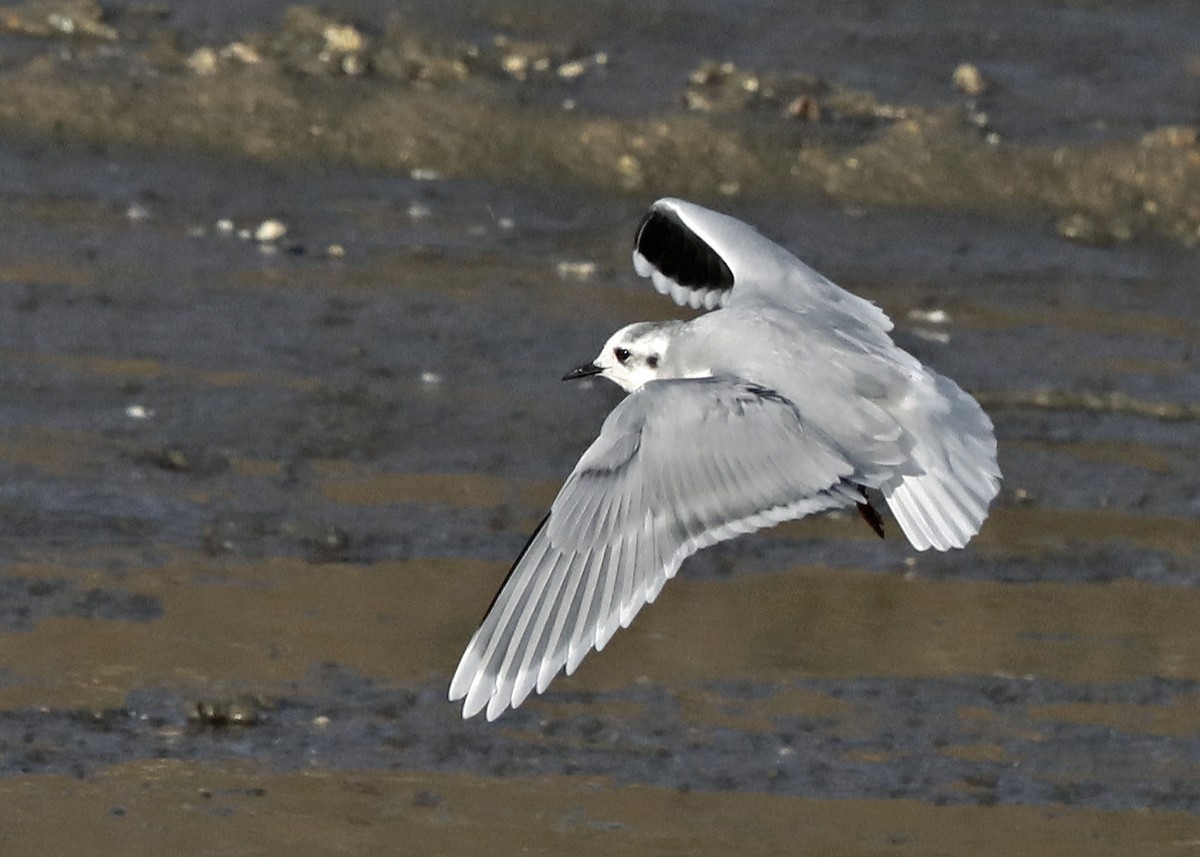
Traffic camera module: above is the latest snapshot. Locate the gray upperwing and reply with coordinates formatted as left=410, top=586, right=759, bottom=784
left=632, top=198, right=893, bottom=337
left=450, top=376, right=863, bottom=721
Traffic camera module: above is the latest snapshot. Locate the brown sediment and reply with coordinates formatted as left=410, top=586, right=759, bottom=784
left=974, top=388, right=1200, bottom=421
left=670, top=684, right=857, bottom=733
left=0, top=761, right=1198, bottom=857
left=1028, top=698, right=1200, bottom=739
left=4, top=549, right=1200, bottom=713
left=938, top=743, right=1010, bottom=763
left=0, top=426, right=104, bottom=477
left=313, top=461, right=557, bottom=510
left=0, top=348, right=325, bottom=391
left=0, top=7, right=1196, bottom=244
left=931, top=300, right=1199, bottom=342
left=972, top=507, right=1200, bottom=559
left=1004, top=439, right=1174, bottom=474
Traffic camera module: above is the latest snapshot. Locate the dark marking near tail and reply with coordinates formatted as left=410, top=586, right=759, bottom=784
left=856, top=485, right=885, bottom=539
left=635, top=208, right=735, bottom=292
left=481, top=511, right=551, bottom=624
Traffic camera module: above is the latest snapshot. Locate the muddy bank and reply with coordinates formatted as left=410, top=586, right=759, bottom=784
left=7, top=667, right=1200, bottom=811
left=1, top=2, right=1199, bottom=853
left=5, top=760, right=1198, bottom=857
left=0, top=2, right=1198, bottom=244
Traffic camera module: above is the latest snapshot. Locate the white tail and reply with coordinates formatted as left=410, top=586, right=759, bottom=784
left=883, top=372, right=1000, bottom=551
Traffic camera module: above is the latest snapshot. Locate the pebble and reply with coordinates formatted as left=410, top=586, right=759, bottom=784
left=556, top=260, right=596, bottom=281
left=557, top=60, right=588, bottom=80
left=254, top=219, right=288, bottom=243
left=220, top=42, right=262, bottom=65
left=908, top=308, right=950, bottom=324
left=952, top=63, right=987, bottom=96
left=322, top=24, right=364, bottom=54
left=186, top=47, right=217, bottom=76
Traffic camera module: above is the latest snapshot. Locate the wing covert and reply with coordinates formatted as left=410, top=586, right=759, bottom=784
left=632, top=197, right=893, bottom=337
left=450, top=377, right=864, bottom=720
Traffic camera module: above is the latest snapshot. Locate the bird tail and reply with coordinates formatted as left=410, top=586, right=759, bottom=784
left=882, top=371, right=1000, bottom=551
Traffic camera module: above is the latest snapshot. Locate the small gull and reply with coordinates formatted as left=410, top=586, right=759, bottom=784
left=450, top=198, right=1001, bottom=721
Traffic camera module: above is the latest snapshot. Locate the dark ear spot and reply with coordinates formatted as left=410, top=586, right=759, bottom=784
left=646, top=354, right=659, bottom=368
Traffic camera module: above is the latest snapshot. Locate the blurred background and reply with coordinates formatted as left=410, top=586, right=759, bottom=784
left=0, top=1, right=1198, bottom=853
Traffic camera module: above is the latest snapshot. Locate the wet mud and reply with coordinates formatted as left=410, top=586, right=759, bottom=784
left=0, top=1, right=1198, bottom=244
left=1, top=1, right=1200, bottom=854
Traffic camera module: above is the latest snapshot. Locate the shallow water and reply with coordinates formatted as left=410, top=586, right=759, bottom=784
left=1, top=1, right=1199, bottom=853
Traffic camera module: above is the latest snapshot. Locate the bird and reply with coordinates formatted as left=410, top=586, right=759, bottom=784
left=449, top=197, right=1000, bottom=721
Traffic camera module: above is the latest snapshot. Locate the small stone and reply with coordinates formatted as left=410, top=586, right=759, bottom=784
left=158, top=447, right=190, bottom=471
left=1056, top=212, right=1117, bottom=246
left=616, top=153, right=643, bottom=189
left=215, top=218, right=235, bottom=234
left=952, top=63, right=987, bottom=96
left=323, top=23, right=363, bottom=54
left=325, top=243, right=346, bottom=258
left=190, top=695, right=263, bottom=727
left=784, top=95, right=821, bottom=121
left=1142, top=125, right=1197, bottom=149
left=254, top=219, right=287, bottom=243
left=186, top=47, right=218, bottom=75
left=501, top=54, right=528, bottom=79
left=220, top=42, right=262, bottom=64
left=910, top=328, right=951, bottom=344
left=557, top=59, right=588, bottom=80
left=907, top=308, right=950, bottom=324
left=556, top=260, right=596, bottom=281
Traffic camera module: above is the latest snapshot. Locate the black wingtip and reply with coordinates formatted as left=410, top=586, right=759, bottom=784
left=856, top=486, right=885, bottom=539
left=481, top=512, right=552, bottom=622
left=635, top=207, right=735, bottom=292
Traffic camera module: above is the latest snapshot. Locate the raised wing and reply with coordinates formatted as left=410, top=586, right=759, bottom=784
left=449, top=377, right=865, bottom=720
left=632, top=197, right=893, bottom=336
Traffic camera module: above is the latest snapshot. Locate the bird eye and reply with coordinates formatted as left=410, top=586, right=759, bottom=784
left=614, top=347, right=631, bottom=363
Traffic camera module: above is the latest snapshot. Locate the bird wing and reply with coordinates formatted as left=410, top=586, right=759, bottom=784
left=632, top=197, right=893, bottom=338
left=449, top=376, right=864, bottom=720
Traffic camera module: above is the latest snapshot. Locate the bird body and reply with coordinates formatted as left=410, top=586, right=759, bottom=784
left=450, top=198, right=1001, bottom=720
